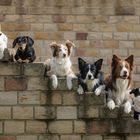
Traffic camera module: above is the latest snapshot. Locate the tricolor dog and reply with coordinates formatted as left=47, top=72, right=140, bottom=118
left=44, top=40, right=76, bottom=90
left=105, top=55, right=134, bottom=113
left=77, top=57, right=105, bottom=95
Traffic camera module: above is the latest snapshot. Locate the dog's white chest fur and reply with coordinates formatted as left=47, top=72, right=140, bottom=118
left=113, top=78, right=130, bottom=105
left=51, top=57, right=72, bottom=76
left=86, top=79, right=99, bottom=91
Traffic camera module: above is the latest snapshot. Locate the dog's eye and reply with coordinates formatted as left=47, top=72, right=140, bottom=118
left=119, top=66, right=122, bottom=69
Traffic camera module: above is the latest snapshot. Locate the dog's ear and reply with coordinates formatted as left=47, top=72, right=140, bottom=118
left=130, top=88, right=140, bottom=96
left=130, top=88, right=137, bottom=95
left=125, top=55, right=134, bottom=70
left=66, top=40, right=75, bottom=55
left=50, top=42, right=58, bottom=57
left=112, top=54, right=121, bottom=67
left=26, top=36, right=34, bottom=47
left=13, top=37, right=20, bottom=48
left=78, top=57, right=86, bottom=70
left=94, top=59, right=103, bottom=70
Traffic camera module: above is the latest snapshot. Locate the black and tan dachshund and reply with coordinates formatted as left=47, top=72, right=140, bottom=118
left=13, top=36, right=36, bottom=63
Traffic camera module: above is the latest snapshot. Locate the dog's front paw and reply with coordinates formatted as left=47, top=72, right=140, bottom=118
left=22, top=59, right=29, bottom=63
left=17, top=58, right=22, bottom=63
left=77, top=85, right=84, bottom=94
left=67, top=76, right=72, bottom=90
left=124, top=101, right=131, bottom=114
left=95, top=85, right=105, bottom=96
left=51, top=75, right=58, bottom=89
left=107, top=100, right=115, bottom=110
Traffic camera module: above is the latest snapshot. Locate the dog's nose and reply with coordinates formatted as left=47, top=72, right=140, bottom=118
left=88, top=75, right=92, bottom=79
left=63, top=54, right=66, bottom=57
left=123, top=71, right=127, bottom=75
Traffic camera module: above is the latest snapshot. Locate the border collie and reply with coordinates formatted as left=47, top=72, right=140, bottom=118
left=105, top=55, right=134, bottom=113
left=130, top=88, right=140, bottom=120
left=44, top=40, right=76, bottom=90
left=77, top=57, right=105, bottom=95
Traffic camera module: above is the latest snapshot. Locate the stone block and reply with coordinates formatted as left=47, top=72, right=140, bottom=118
left=35, top=106, right=56, bottom=119
left=57, top=106, right=77, bottom=119
left=13, top=107, right=33, bottom=119
left=74, top=120, right=86, bottom=133
left=0, top=107, right=11, bottom=119
left=4, top=121, right=24, bottom=134
left=26, top=121, right=47, bottom=134
left=78, top=106, right=99, bottom=119
left=0, top=92, right=17, bottom=105
left=16, top=135, right=37, bottom=140
left=5, top=77, right=27, bottom=91
left=24, top=63, right=45, bottom=76
left=18, top=91, right=40, bottom=105
left=49, top=121, right=72, bottom=134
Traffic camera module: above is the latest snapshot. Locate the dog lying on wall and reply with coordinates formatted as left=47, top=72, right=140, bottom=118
left=12, top=36, right=36, bottom=63
left=105, top=55, right=134, bottom=113
left=44, top=40, right=76, bottom=90
left=77, top=57, right=105, bottom=95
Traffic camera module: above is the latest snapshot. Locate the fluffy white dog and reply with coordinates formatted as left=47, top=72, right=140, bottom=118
left=0, top=32, right=7, bottom=59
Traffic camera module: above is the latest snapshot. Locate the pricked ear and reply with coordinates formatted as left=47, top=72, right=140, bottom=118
left=125, top=55, right=134, bottom=70
left=112, top=54, right=121, bottom=67
left=66, top=40, right=75, bottom=55
left=26, top=36, right=34, bottom=47
left=94, top=59, right=103, bottom=70
left=78, top=57, right=86, bottom=70
left=12, top=37, right=20, bottom=48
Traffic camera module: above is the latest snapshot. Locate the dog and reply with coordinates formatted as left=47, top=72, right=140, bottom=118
left=12, top=36, right=36, bottom=63
left=77, top=57, right=105, bottom=95
left=0, top=32, right=8, bottom=59
left=130, top=88, right=140, bottom=120
left=105, top=55, right=134, bottom=113
left=44, top=40, right=76, bottom=90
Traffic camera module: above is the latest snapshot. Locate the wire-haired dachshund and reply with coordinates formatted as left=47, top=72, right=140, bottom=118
left=13, top=36, right=36, bottom=63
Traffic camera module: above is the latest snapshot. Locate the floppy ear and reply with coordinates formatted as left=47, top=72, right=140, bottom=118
left=13, top=37, right=20, bottom=48
left=50, top=42, right=58, bottom=57
left=125, top=55, right=134, bottom=70
left=66, top=40, right=75, bottom=55
left=94, top=59, right=103, bottom=70
left=78, top=57, right=86, bottom=70
left=26, top=36, right=34, bottom=47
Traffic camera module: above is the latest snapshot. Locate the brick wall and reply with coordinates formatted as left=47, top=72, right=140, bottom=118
left=0, top=0, right=140, bottom=139
left=0, top=0, right=139, bottom=86
left=0, top=62, right=139, bottom=140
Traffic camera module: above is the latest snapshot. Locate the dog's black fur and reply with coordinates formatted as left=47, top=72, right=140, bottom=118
left=13, top=36, right=36, bottom=63
left=77, top=57, right=105, bottom=95
left=130, top=88, right=140, bottom=120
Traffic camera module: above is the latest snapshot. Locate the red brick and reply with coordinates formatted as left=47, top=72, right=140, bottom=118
left=5, top=77, right=27, bottom=91
left=0, top=136, right=15, bottom=140
left=53, top=15, right=66, bottom=23
left=87, top=120, right=111, bottom=134
left=76, top=33, right=88, bottom=40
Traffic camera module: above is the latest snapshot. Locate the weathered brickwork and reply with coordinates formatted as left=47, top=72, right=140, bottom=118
left=0, top=0, right=139, bottom=140
left=0, top=62, right=138, bottom=140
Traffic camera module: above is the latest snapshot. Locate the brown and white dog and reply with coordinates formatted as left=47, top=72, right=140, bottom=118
left=44, top=40, right=76, bottom=90
left=105, top=55, right=134, bottom=113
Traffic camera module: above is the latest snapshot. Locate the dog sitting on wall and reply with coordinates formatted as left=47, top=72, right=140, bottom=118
left=0, top=32, right=8, bottom=59
left=44, top=40, right=76, bottom=90
left=105, top=55, right=134, bottom=113
left=12, top=36, right=36, bottom=63
left=77, top=57, right=105, bottom=95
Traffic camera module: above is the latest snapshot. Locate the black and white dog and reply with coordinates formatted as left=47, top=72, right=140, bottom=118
left=77, top=58, right=105, bottom=95
left=130, top=88, right=140, bottom=120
